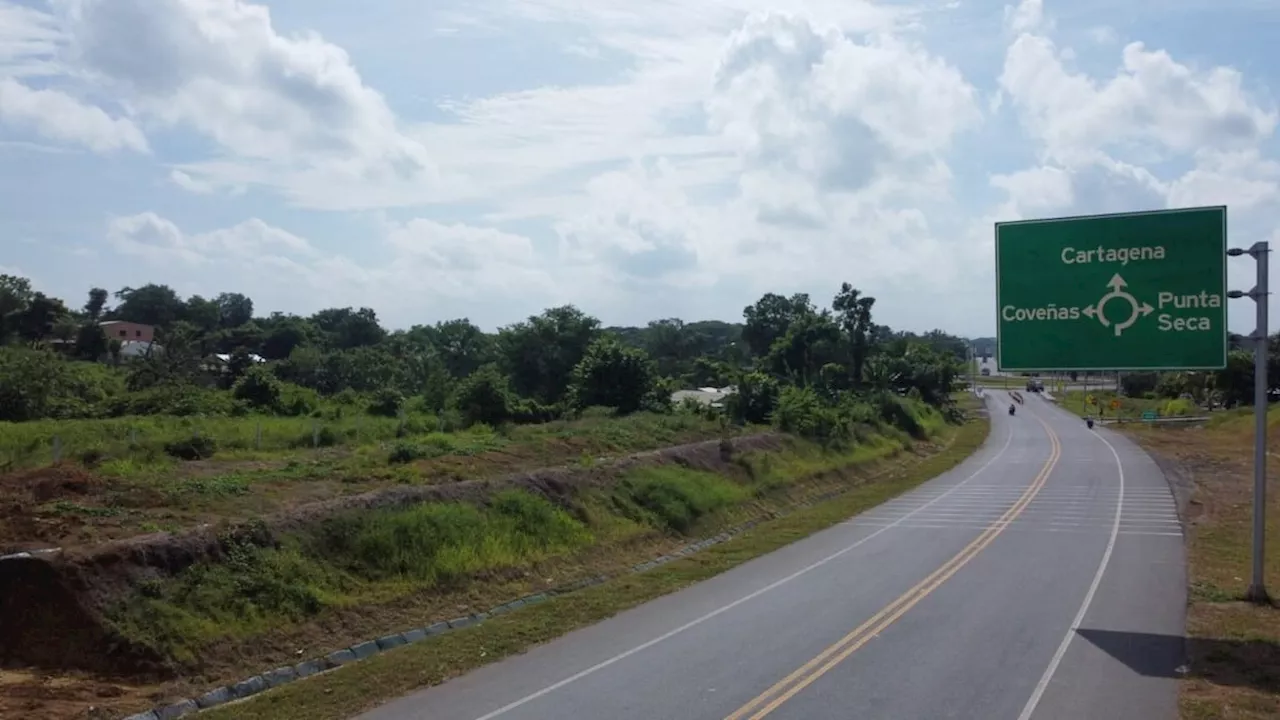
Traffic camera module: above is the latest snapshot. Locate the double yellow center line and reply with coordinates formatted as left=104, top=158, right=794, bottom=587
left=723, top=416, right=1063, bottom=720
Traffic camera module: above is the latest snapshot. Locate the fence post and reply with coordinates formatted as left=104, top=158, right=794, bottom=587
left=312, top=419, right=319, bottom=448
left=52, top=435, right=63, bottom=464
left=129, top=427, right=138, bottom=447
left=255, top=422, right=262, bottom=451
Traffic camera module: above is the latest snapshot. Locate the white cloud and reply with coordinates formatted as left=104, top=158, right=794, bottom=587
left=1088, top=25, right=1117, bottom=45
left=0, top=3, right=62, bottom=76
left=1000, top=34, right=1277, bottom=167
left=0, top=76, right=147, bottom=153
left=1003, top=0, right=1050, bottom=35
left=708, top=13, right=980, bottom=176
left=104, top=212, right=562, bottom=323
left=48, top=0, right=438, bottom=205
left=107, top=213, right=316, bottom=267
left=1167, top=149, right=1280, bottom=210
left=990, top=166, right=1073, bottom=212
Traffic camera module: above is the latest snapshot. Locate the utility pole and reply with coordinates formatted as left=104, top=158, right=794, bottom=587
left=1227, top=241, right=1271, bottom=604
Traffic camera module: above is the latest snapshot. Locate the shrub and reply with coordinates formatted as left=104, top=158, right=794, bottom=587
left=331, top=388, right=363, bottom=406
left=77, top=447, right=107, bottom=468
left=367, top=388, right=405, bottom=418
left=773, top=386, right=848, bottom=445
left=512, top=397, right=558, bottom=424
left=105, top=383, right=240, bottom=417
left=725, top=371, right=779, bottom=425
left=164, top=435, right=218, bottom=461
left=291, top=424, right=340, bottom=449
left=277, top=382, right=320, bottom=416
left=0, top=348, right=125, bottom=421
left=871, top=392, right=926, bottom=439
left=388, top=441, right=424, bottom=464
left=1163, top=398, right=1196, bottom=417
left=233, top=366, right=283, bottom=411
left=453, top=364, right=513, bottom=427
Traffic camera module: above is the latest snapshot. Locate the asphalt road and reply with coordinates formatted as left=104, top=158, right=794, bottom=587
left=359, top=394, right=1186, bottom=720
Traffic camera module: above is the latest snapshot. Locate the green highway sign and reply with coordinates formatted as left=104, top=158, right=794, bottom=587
left=1142, top=410, right=1158, bottom=421
left=996, top=206, right=1228, bottom=371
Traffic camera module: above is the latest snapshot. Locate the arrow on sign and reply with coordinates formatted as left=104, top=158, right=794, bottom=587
left=1107, top=273, right=1127, bottom=291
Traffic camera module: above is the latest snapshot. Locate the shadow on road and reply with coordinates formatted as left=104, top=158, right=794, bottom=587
left=1077, top=627, right=1280, bottom=694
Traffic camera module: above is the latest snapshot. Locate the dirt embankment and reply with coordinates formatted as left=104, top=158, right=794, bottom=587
left=0, top=433, right=784, bottom=678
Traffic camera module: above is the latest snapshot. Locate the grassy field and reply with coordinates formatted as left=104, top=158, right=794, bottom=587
left=0, top=396, right=983, bottom=720
left=1121, top=407, right=1280, bottom=719
left=106, top=404, right=949, bottom=667
left=0, top=410, right=746, bottom=551
left=192, top=398, right=988, bottom=720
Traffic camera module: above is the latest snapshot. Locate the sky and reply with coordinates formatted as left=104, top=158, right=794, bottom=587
left=1, top=0, right=1278, bottom=337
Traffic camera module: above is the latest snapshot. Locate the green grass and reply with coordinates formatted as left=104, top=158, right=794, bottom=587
left=100, top=397, right=962, bottom=672
left=197, top=408, right=990, bottom=720
left=617, top=467, right=749, bottom=533
left=0, top=409, right=732, bottom=475
left=106, top=491, right=596, bottom=663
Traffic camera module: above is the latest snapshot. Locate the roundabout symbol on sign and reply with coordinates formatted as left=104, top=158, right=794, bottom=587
left=1082, top=273, right=1154, bottom=337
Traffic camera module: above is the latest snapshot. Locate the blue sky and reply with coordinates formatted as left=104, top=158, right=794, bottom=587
left=1, top=0, right=1278, bottom=336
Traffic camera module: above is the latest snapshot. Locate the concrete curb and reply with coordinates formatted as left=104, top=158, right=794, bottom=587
left=121, top=441, right=948, bottom=720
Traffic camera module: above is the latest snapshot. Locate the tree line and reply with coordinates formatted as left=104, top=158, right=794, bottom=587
left=0, top=274, right=975, bottom=437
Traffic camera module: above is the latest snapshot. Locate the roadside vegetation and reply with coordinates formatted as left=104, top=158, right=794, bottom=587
left=1118, top=408, right=1280, bottom=719
left=0, top=273, right=988, bottom=719
left=203, top=400, right=988, bottom=720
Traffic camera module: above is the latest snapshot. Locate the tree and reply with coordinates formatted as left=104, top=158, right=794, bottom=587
left=428, top=319, right=493, bottom=378
left=217, top=292, right=254, bottom=329
left=261, top=317, right=310, bottom=360
left=84, top=287, right=109, bottom=321
left=725, top=371, right=780, bottom=425
left=742, top=293, right=816, bottom=358
left=75, top=322, right=109, bottom=361
left=832, top=283, right=876, bottom=384
left=763, top=311, right=843, bottom=386
left=223, top=347, right=257, bottom=389
left=184, top=295, right=222, bottom=334
left=569, top=337, right=659, bottom=414
left=125, top=323, right=201, bottom=391
left=644, top=318, right=691, bottom=378
left=311, top=307, right=385, bottom=349
left=216, top=320, right=265, bottom=354
left=0, top=274, right=33, bottom=342
left=13, top=292, right=69, bottom=342
left=498, top=305, right=601, bottom=405
left=114, top=284, right=186, bottom=327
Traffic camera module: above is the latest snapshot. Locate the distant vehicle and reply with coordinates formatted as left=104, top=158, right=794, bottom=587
left=981, top=368, right=991, bottom=377
left=1025, top=379, right=1044, bottom=393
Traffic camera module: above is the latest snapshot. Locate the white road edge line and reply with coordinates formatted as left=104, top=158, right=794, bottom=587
left=470, top=408, right=1019, bottom=720
left=1015, top=426, right=1126, bottom=720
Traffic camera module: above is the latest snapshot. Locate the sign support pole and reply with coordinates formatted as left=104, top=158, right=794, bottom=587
left=1229, top=241, right=1271, bottom=604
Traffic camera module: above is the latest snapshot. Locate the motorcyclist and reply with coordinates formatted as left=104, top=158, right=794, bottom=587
left=1008, top=403, right=1016, bottom=416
